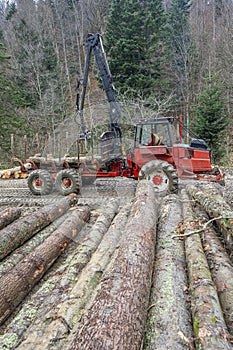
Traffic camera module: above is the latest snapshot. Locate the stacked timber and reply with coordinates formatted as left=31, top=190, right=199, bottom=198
left=144, top=194, right=193, bottom=350
left=0, top=195, right=79, bottom=261
left=186, top=184, right=233, bottom=259
left=1, top=181, right=233, bottom=349
left=0, top=166, right=28, bottom=179
left=69, top=180, right=158, bottom=350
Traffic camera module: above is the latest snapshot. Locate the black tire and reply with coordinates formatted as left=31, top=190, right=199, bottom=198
left=138, top=160, right=178, bottom=195
left=55, top=169, right=80, bottom=195
left=28, top=169, right=53, bottom=195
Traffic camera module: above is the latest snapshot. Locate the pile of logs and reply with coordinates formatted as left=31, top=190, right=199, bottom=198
left=0, top=181, right=233, bottom=349
left=0, top=166, right=28, bottom=179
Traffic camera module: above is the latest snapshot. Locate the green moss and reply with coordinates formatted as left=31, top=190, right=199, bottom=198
left=193, top=318, right=199, bottom=336
left=0, top=333, right=18, bottom=349
left=88, top=271, right=102, bottom=289
left=211, top=316, right=217, bottom=323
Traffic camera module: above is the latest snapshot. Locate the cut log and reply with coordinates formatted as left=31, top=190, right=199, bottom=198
left=143, top=194, right=194, bottom=350
left=182, top=190, right=232, bottom=349
left=16, top=202, right=130, bottom=350
left=0, top=167, right=20, bottom=179
left=192, top=204, right=233, bottom=336
left=69, top=180, right=157, bottom=350
left=0, top=195, right=78, bottom=261
left=0, top=206, right=90, bottom=326
left=186, top=185, right=233, bottom=261
left=0, top=208, right=21, bottom=230
left=0, top=213, right=69, bottom=277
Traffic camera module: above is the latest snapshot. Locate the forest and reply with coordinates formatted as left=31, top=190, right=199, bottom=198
left=0, top=0, right=232, bottom=166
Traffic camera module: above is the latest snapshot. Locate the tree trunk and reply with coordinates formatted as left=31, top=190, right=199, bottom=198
left=182, top=190, right=232, bottom=349
left=16, top=202, right=130, bottom=350
left=58, top=202, right=131, bottom=327
left=0, top=208, right=21, bottom=230
left=143, top=194, right=194, bottom=350
left=0, top=195, right=77, bottom=261
left=0, top=213, right=69, bottom=277
left=193, top=204, right=233, bottom=336
left=186, top=185, right=233, bottom=259
left=0, top=201, right=119, bottom=349
left=202, top=221, right=233, bottom=337
left=0, top=207, right=90, bottom=326
left=69, top=180, right=157, bottom=350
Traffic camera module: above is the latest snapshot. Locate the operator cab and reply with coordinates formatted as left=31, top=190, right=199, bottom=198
left=134, top=117, right=177, bottom=148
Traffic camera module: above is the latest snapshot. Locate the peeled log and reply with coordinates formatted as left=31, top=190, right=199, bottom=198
left=0, top=207, right=21, bottom=230
left=0, top=195, right=77, bottom=261
left=144, top=194, right=193, bottom=350
left=69, top=180, right=157, bottom=350
left=0, top=207, right=90, bottom=326
left=182, top=190, right=232, bottom=349
left=186, top=185, right=233, bottom=257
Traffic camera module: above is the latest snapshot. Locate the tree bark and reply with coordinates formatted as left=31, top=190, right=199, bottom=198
left=0, top=208, right=21, bottom=230
left=0, top=195, right=77, bottom=261
left=202, top=220, right=233, bottom=337
left=182, top=190, right=232, bottom=349
left=0, top=207, right=90, bottom=326
left=58, top=202, right=131, bottom=327
left=69, top=180, right=157, bottom=350
left=193, top=203, right=233, bottom=336
left=186, top=185, right=233, bottom=259
left=0, top=213, right=69, bottom=277
left=16, top=202, right=130, bottom=350
left=143, top=194, right=194, bottom=350
left=0, top=201, right=119, bottom=350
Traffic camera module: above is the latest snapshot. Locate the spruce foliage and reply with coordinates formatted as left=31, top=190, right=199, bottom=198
left=105, top=0, right=167, bottom=97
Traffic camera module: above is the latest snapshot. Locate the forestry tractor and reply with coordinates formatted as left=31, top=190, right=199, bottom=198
left=13, top=33, right=224, bottom=196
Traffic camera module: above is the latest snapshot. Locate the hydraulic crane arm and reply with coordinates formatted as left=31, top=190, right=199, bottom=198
left=76, top=33, right=121, bottom=140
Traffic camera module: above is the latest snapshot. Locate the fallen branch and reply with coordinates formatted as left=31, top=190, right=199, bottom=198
left=172, top=216, right=223, bottom=239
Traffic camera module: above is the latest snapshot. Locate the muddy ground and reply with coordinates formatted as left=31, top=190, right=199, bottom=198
left=0, top=169, right=233, bottom=349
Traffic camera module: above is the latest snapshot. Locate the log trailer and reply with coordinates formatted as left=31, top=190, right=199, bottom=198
left=14, top=33, right=224, bottom=196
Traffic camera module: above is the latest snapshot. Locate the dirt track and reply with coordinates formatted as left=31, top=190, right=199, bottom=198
left=0, top=171, right=233, bottom=349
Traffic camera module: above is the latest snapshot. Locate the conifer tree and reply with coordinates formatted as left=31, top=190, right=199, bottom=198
left=192, top=76, right=229, bottom=162
left=104, top=0, right=167, bottom=98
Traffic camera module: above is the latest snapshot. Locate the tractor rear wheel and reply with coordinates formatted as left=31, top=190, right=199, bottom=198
left=28, top=169, right=53, bottom=195
left=139, top=160, right=178, bottom=195
left=55, top=169, right=80, bottom=195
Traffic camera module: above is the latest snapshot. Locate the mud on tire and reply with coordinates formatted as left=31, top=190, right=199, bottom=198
left=28, top=169, right=53, bottom=195
left=139, top=160, right=178, bottom=195
left=55, top=169, right=80, bottom=195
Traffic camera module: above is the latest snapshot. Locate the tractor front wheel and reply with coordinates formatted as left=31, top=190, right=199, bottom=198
left=55, top=169, right=80, bottom=195
left=139, top=160, right=178, bottom=195
left=28, top=169, right=53, bottom=195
